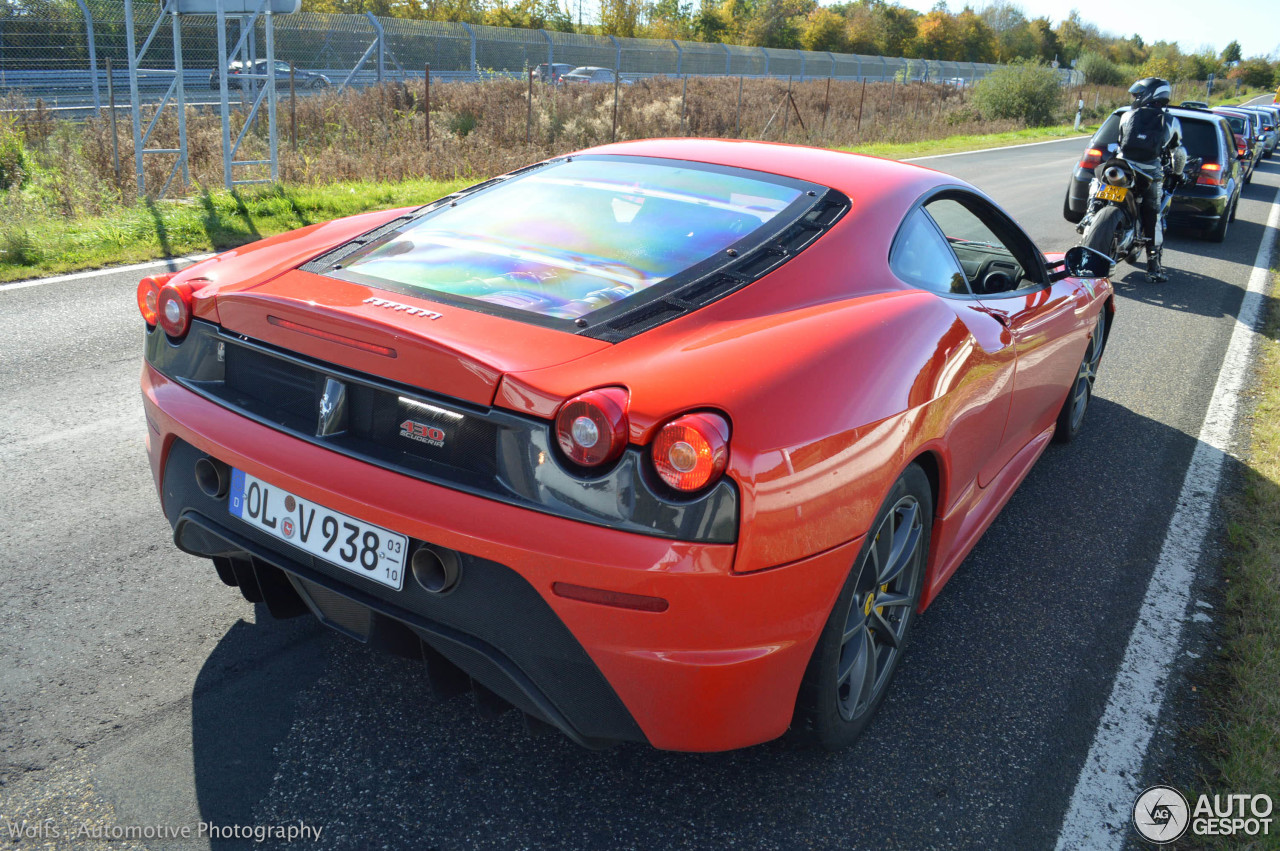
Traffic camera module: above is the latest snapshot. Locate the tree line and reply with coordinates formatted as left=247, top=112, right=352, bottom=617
left=298, top=0, right=1276, bottom=85
left=1, top=0, right=1274, bottom=86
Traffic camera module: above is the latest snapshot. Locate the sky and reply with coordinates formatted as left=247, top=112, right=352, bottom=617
left=889, top=0, right=1280, bottom=61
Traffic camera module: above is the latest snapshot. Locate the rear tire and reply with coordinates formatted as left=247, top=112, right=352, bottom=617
left=794, top=464, right=931, bottom=750
left=1080, top=205, right=1124, bottom=263
left=1063, top=188, right=1084, bottom=224
left=1208, top=196, right=1233, bottom=243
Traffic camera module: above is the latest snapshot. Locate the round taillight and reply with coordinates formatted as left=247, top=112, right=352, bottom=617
left=156, top=282, right=194, bottom=338
left=652, top=412, right=730, bottom=492
left=136, top=277, right=162, bottom=326
left=555, top=387, right=629, bottom=467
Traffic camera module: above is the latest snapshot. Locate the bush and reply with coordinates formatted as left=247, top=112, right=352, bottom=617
left=1230, top=57, right=1276, bottom=89
left=0, top=118, right=27, bottom=191
left=973, top=61, right=1063, bottom=126
left=1075, top=52, right=1124, bottom=87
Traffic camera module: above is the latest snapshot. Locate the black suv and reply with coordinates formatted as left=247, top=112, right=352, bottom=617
left=1064, top=106, right=1243, bottom=241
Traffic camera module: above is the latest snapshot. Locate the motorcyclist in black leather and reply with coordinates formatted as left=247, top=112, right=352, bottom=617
left=1117, top=77, right=1186, bottom=282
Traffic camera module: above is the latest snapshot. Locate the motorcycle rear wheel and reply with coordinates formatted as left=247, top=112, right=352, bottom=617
left=1081, top=205, right=1126, bottom=265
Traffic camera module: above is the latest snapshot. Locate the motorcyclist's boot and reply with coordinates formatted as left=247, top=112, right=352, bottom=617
left=1146, top=247, right=1168, bottom=283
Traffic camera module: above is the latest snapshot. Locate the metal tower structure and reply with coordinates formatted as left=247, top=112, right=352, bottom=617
left=123, top=0, right=297, bottom=198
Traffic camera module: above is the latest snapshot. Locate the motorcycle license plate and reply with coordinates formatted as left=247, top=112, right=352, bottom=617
left=1096, top=185, right=1127, bottom=202
left=228, top=469, right=408, bottom=590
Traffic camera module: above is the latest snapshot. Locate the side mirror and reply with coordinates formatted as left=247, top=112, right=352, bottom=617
left=1064, top=245, right=1113, bottom=279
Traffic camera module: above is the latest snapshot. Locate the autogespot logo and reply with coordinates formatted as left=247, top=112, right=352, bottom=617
left=1131, top=785, right=1276, bottom=842
left=1133, top=785, right=1190, bottom=844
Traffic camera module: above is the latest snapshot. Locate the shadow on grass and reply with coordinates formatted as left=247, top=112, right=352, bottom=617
left=198, top=188, right=263, bottom=251
left=143, top=198, right=174, bottom=260
left=271, top=183, right=314, bottom=229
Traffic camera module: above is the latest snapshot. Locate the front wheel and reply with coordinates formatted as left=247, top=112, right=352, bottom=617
left=1080, top=205, right=1125, bottom=264
left=794, top=464, right=932, bottom=750
left=1054, top=309, right=1106, bottom=443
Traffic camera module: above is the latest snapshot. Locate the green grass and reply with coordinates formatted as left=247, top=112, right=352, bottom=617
left=1200, top=262, right=1280, bottom=842
left=0, top=177, right=468, bottom=283
left=838, top=123, right=1093, bottom=160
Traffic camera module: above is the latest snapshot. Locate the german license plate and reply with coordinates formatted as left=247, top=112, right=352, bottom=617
left=229, top=469, right=407, bottom=590
left=1096, top=184, right=1127, bottom=202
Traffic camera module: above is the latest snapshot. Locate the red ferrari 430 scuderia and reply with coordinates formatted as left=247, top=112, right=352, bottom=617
left=139, top=139, right=1113, bottom=752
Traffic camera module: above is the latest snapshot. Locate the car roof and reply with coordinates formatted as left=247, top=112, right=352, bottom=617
left=576, top=139, right=965, bottom=209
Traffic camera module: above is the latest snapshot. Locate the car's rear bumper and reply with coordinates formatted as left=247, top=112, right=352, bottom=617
left=1065, top=169, right=1232, bottom=229
left=142, top=365, right=856, bottom=751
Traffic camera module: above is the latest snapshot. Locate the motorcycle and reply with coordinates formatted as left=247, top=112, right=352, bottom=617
left=1076, top=149, right=1200, bottom=267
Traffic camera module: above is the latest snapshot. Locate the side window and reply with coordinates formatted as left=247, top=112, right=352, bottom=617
left=889, top=209, right=969, bottom=295
left=922, top=195, right=1045, bottom=296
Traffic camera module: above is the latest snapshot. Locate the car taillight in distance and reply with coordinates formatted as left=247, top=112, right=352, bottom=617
left=555, top=387, right=629, bottom=467
left=156, top=281, right=195, bottom=338
left=136, top=273, right=174, bottom=327
left=1078, top=148, right=1104, bottom=170
left=1196, top=162, right=1224, bottom=186
left=651, top=412, right=730, bottom=492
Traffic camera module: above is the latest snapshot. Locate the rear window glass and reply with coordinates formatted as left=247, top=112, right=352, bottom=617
left=1096, top=110, right=1226, bottom=163
left=335, top=157, right=810, bottom=322
left=1219, top=114, right=1246, bottom=134
left=1093, top=112, right=1122, bottom=146
left=1180, top=119, right=1222, bottom=162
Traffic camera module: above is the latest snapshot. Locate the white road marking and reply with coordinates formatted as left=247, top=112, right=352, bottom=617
left=0, top=254, right=213, bottom=292
left=904, top=134, right=1089, bottom=162
left=1055, top=184, right=1280, bottom=849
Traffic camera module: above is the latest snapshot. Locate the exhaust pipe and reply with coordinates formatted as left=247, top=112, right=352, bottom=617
left=412, top=545, right=461, bottom=594
left=194, top=456, right=231, bottom=499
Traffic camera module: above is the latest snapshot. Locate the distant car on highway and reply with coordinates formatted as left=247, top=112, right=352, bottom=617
left=1179, top=100, right=1209, bottom=109
left=1233, top=104, right=1277, bottom=158
left=210, top=60, right=331, bottom=90
left=1212, top=107, right=1262, bottom=182
left=560, top=66, right=630, bottom=85
left=532, top=63, right=573, bottom=84
left=1064, top=105, right=1243, bottom=241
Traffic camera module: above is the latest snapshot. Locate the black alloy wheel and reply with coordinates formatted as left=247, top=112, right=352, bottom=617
left=795, top=464, right=931, bottom=750
left=1054, top=309, right=1106, bottom=443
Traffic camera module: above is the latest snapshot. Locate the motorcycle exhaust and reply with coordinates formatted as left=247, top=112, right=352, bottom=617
left=1102, top=165, right=1132, bottom=187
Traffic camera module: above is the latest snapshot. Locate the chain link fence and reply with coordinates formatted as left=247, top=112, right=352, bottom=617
left=0, top=0, right=1081, bottom=112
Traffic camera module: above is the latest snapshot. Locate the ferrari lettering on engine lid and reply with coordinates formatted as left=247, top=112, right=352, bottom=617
left=363, top=296, right=443, bottom=320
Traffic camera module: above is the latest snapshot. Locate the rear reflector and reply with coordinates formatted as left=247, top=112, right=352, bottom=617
left=266, top=315, right=397, bottom=358
left=552, top=582, right=669, bottom=613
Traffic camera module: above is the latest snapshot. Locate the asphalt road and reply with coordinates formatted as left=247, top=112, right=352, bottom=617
left=1, top=131, right=1277, bottom=850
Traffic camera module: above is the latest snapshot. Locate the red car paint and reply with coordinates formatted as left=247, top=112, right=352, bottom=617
left=142, top=139, right=1112, bottom=751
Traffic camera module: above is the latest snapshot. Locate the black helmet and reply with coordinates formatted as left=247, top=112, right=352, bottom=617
left=1129, top=77, right=1172, bottom=108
